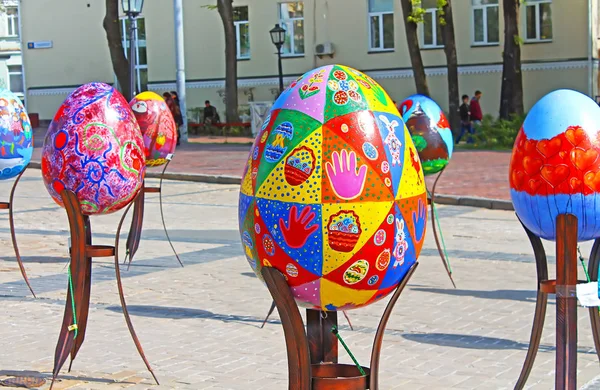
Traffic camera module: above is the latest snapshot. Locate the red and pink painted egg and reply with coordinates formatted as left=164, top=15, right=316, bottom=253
left=130, top=91, right=177, bottom=167
left=41, top=82, right=145, bottom=215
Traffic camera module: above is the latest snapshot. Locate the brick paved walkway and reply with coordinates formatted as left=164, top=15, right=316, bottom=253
left=0, top=172, right=598, bottom=389
left=31, top=128, right=512, bottom=201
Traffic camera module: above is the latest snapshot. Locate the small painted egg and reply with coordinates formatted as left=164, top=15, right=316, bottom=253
left=0, top=89, right=32, bottom=180
left=130, top=91, right=177, bottom=167
left=41, top=82, right=145, bottom=215
left=399, top=94, right=453, bottom=175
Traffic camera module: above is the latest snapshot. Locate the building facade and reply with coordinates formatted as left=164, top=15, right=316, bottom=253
left=0, top=0, right=23, bottom=103
left=20, top=0, right=600, bottom=122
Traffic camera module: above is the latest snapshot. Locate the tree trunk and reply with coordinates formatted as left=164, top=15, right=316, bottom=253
left=103, top=0, right=130, bottom=100
left=440, top=0, right=460, bottom=135
left=499, top=0, right=524, bottom=119
left=400, top=0, right=430, bottom=96
left=218, top=0, right=239, bottom=123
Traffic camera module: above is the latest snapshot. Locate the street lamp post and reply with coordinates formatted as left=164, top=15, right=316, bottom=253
left=122, top=0, right=145, bottom=101
left=269, top=24, right=286, bottom=94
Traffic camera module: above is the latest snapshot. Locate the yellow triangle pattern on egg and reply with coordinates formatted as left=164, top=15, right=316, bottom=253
left=320, top=279, right=377, bottom=310
left=240, top=155, right=254, bottom=196
left=321, top=200, right=393, bottom=275
left=255, top=129, right=323, bottom=204
left=396, top=126, right=426, bottom=200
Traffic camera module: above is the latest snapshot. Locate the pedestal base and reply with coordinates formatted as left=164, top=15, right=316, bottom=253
left=515, top=214, right=600, bottom=390
left=50, top=189, right=158, bottom=389
left=261, top=262, right=418, bottom=390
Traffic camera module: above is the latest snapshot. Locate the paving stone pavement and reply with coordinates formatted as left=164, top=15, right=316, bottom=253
left=0, top=171, right=598, bottom=389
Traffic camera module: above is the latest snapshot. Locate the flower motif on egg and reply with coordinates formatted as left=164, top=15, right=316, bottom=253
left=328, top=70, right=362, bottom=106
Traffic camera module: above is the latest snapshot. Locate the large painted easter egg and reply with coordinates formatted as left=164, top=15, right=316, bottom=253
left=509, top=89, right=600, bottom=241
left=0, top=89, right=33, bottom=180
left=399, top=94, right=453, bottom=175
left=41, top=82, right=145, bottom=215
left=238, top=65, right=427, bottom=311
left=130, top=91, right=177, bottom=167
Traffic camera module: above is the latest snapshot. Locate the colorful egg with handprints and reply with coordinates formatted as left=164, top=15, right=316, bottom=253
left=130, top=91, right=177, bottom=167
left=41, top=82, right=145, bottom=215
left=238, top=64, right=427, bottom=311
left=509, top=89, right=600, bottom=241
left=399, top=94, right=453, bottom=175
left=0, top=89, right=33, bottom=180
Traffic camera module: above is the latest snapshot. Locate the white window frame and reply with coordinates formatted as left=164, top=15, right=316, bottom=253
left=7, top=64, right=23, bottom=96
left=5, top=7, right=18, bottom=37
left=524, top=0, right=552, bottom=43
left=120, top=17, right=148, bottom=93
left=279, top=2, right=304, bottom=57
left=420, top=7, right=443, bottom=49
left=234, top=6, right=250, bottom=60
left=368, top=1, right=394, bottom=52
left=471, top=0, right=499, bottom=46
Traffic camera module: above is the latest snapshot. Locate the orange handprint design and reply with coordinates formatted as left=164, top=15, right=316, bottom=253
left=280, top=205, right=319, bottom=249
left=325, top=149, right=368, bottom=200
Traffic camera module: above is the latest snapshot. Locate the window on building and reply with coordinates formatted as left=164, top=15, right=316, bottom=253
left=368, top=0, right=394, bottom=51
left=6, top=7, right=18, bottom=37
left=279, top=2, right=304, bottom=56
left=234, top=6, right=250, bottom=59
left=421, top=0, right=443, bottom=48
left=120, top=17, right=148, bottom=93
left=7, top=65, right=23, bottom=94
left=525, top=0, right=552, bottom=42
left=472, top=0, right=499, bottom=45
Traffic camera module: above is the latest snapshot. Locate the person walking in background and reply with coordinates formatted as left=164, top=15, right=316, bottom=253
left=456, top=94, right=473, bottom=144
left=169, top=91, right=183, bottom=144
left=163, top=92, right=181, bottom=145
left=469, top=90, right=483, bottom=128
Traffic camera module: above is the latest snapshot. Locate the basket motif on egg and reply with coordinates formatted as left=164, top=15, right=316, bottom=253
left=327, top=210, right=362, bottom=253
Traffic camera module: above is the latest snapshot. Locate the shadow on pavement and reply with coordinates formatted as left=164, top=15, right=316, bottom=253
left=402, top=333, right=595, bottom=354
left=410, top=287, right=543, bottom=303
left=105, top=304, right=282, bottom=328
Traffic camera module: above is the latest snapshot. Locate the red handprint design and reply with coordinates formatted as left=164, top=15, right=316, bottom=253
left=280, top=205, right=319, bottom=249
left=326, top=149, right=368, bottom=200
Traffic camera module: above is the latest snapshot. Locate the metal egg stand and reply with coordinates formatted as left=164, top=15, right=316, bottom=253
left=49, top=189, right=158, bottom=388
left=514, top=213, right=600, bottom=389
left=261, top=262, right=418, bottom=390
left=2, top=165, right=36, bottom=297
left=125, top=156, right=183, bottom=268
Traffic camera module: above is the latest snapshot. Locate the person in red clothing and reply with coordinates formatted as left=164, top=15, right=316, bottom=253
left=469, top=90, right=483, bottom=127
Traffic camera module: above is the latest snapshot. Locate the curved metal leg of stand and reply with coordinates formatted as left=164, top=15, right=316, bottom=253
left=369, top=262, right=418, bottom=390
left=8, top=166, right=35, bottom=297
left=429, top=168, right=456, bottom=288
left=51, top=191, right=89, bottom=389
left=157, top=160, right=183, bottom=267
left=342, top=311, right=354, bottom=331
left=588, top=239, right=600, bottom=363
left=261, top=267, right=311, bottom=390
left=125, top=184, right=145, bottom=266
left=514, top=221, right=549, bottom=390
left=115, top=196, right=159, bottom=385
left=260, top=301, right=277, bottom=329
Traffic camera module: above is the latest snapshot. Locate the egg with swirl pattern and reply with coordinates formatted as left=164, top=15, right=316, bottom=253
left=509, top=89, right=600, bottom=241
left=41, top=82, right=146, bottom=215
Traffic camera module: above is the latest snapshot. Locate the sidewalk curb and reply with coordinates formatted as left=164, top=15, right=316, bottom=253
left=27, top=161, right=514, bottom=211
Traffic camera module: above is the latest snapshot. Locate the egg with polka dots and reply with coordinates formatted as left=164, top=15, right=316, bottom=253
left=239, top=64, right=427, bottom=311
